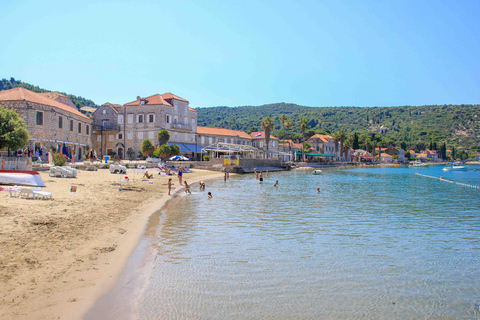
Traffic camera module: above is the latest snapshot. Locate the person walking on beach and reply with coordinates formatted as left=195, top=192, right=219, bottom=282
left=178, top=167, right=183, bottom=185
left=184, top=181, right=191, bottom=194
left=168, top=178, right=173, bottom=195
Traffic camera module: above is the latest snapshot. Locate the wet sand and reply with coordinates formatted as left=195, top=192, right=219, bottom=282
left=0, top=167, right=224, bottom=320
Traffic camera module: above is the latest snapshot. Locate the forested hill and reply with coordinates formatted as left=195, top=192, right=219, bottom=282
left=197, top=103, right=480, bottom=149
left=0, top=78, right=99, bottom=111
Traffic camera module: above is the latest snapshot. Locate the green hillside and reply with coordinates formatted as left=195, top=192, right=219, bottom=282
left=0, top=78, right=99, bottom=112
left=197, top=103, right=480, bottom=151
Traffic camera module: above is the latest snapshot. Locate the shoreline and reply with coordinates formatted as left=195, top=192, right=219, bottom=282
left=0, top=167, right=224, bottom=320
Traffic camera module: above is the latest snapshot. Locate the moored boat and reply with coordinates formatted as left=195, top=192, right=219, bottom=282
left=313, top=169, right=322, bottom=175
left=443, top=162, right=468, bottom=171
left=0, top=170, right=46, bottom=187
left=408, top=161, right=429, bottom=168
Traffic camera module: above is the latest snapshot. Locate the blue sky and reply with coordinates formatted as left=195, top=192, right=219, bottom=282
left=1, top=0, right=480, bottom=108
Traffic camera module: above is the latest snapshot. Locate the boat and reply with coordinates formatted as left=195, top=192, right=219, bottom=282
left=443, top=162, right=468, bottom=171
left=408, top=161, right=429, bottom=168
left=313, top=169, right=322, bottom=175
left=0, top=170, right=46, bottom=187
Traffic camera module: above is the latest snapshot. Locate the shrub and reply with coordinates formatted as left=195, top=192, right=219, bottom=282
left=53, top=153, right=67, bottom=166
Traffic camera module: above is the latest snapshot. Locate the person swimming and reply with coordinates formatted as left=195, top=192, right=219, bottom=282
left=317, top=188, right=320, bottom=193
left=208, top=192, right=213, bottom=199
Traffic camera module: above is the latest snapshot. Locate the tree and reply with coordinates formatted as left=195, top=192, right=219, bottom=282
left=261, top=116, right=274, bottom=152
left=353, top=132, right=360, bottom=150
left=299, top=118, right=308, bottom=162
left=170, top=144, right=180, bottom=156
left=279, top=114, right=288, bottom=137
left=0, top=105, right=29, bottom=155
left=336, top=130, right=347, bottom=161
left=158, top=144, right=171, bottom=158
left=157, top=129, right=170, bottom=146
left=141, top=139, right=155, bottom=156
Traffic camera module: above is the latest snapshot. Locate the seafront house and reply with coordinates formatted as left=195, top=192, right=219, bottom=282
left=250, top=131, right=280, bottom=159
left=379, top=153, right=393, bottom=163
left=0, top=88, right=92, bottom=161
left=91, top=103, right=124, bottom=158
left=306, top=134, right=336, bottom=162
left=91, top=93, right=200, bottom=159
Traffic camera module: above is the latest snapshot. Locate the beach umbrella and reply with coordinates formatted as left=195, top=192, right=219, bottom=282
left=169, top=156, right=181, bottom=161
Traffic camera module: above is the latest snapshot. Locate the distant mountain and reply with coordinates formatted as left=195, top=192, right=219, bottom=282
left=0, top=77, right=99, bottom=112
left=196, top=102, right=480, bottom=150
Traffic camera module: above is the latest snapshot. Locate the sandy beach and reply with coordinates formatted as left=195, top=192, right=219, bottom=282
left=0, top=167, right=224, bottom=320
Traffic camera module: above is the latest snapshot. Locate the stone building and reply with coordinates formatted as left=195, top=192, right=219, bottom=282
left=0, top=88, right=92, bottom=161
left=306, top=134, right=336, bottom=161
left=91, top=93, right=198, bottom=159
left=197, top=126, right=252, bottom=147
left=250, top=131, right=280, bottom=158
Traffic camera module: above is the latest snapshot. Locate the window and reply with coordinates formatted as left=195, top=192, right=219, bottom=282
left=118, top=115, right=123, bottom=124
left=140, top=100, right=146, bottom=105
left=70, top=120, right=74, bottom=131
left=148, top=114, right=155, bottom=123
left=201, top=136, right=205, bottom=144
left=109, top=135, right=114, bottom=142
left=138, top=132, right=143, bottom=139
left=127, top=114, right=133, bottom=124
left=103, top=120, right=108, bottom=127
left=86, top=125, right=89, bottom=135
left=174, top=133, right=178, bottom=140
left=97, top=136, right=102, bottom=142
left=78, top=123, right=82, bottom=133
left=166, top=115, right=171, bottom=124
left=118, top=133, right=123, bottom=140
left=36, top=112, right=43, bottom=125
left=58, top=116, right=63, bottom=128
left=103, top=109, right=107, bottom=114
left=209, top=137, right=213, bottom=144
left=174, top=117, right=177, bottom=124
left=137, top=114, right=144, bottom=123
left=128, top=131, right=133, bottom=140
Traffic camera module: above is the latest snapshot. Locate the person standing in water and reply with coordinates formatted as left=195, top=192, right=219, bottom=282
left=317, top=188, right=320, bottom=193
left=167, top=178, right=173, bottom=195
left=208, top=192, right=213, bottom=199
left=273, top=180, right=279, bottom=187
left=184, top=181, right=191, bottom=194
left=259, top=172, right=263, bottom=182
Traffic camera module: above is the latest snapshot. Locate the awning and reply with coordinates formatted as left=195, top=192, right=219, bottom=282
left=295, top=151, right=335, bottom=157
left=360, top=156, right=375, bottom=159
left=168, top=143, right=205, bottom=153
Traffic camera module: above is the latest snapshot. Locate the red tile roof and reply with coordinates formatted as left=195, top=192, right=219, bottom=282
left=197, top=126, right=251, bottom=139
left=308, top=134, right=333, bottom=143
left=162, top=93, right=189, bottom=103
left=124, top=93, right=191, bottom=107
left=0, top=87, right=90, bottom=120
left=250, top=131, right=279, bottom=140
left=124, top=94, right=173, bottom=106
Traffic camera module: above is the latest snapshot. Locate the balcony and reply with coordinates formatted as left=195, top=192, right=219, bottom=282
left=92, top=123, right=121, bottom=132
left=171, top=123, right=192, bottom=132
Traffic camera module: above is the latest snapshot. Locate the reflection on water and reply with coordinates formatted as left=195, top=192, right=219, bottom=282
left=86, top=166, right=480, bottom=319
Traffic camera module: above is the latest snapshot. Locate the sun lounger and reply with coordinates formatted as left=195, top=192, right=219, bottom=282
left=18, top=188, right=35, bottom=199
left=32, top=187, right=53, bottom=200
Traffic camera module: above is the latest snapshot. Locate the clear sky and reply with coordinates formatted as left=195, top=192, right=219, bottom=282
left=1, top=0, right=480, bottom=108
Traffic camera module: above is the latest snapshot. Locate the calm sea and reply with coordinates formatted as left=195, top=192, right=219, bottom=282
left=86, top=165, right=480, bottom=320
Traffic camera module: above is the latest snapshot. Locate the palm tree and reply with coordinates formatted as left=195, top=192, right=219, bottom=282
left=343, top=140, right=352, bottom=162
left=261, top=116, right=274, bottom=152
left=280, top=114, right=287, bottom=132
left=286, top=120, right=292, bottom=130
left=157, top=129, right=170, bottom=146
left=337, top=130, right=347, bottom=161
left=299, top=118, right=308, bottom=162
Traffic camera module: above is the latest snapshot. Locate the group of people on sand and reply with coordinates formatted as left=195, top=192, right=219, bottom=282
left=167, top=178, right=212, bottom=199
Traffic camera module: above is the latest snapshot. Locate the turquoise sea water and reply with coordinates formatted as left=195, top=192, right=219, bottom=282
left=86, top=165, right=480, bottom=320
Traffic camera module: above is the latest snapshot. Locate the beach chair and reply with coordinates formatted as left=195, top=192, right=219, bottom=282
left=18, top=188, right=35, bottom=199
left=31, top=187, right=53, bottom=200
left=49, top=166, right=64, bottom=177
left=62, top=167, right=77, bottom=178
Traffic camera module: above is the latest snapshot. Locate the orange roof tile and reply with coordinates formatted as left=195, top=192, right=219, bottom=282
left=380, top=153, right=392, bottom=157
left=162, top=93, right=189, bottom=103
left=124, top=94, right=173, bottom=106
left=308, top=134, right=333, bottom=143
left=197, top=126, right=251, bottom=139
left=0, top=87, right=90, bottom=120
left=250, top=131, right=279, bottom=140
